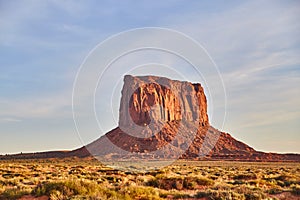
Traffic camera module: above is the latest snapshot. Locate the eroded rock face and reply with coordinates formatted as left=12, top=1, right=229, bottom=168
left=70, top=75, right=300, bottom=161
left=3, top=75, right=300, bottom=162
left=119, top=75, right=209, bottom=128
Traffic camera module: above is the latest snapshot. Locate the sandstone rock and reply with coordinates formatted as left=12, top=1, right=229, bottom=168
left=119, top=75, right=209, bottom=128
left=3, top=75, right=300, bottom=162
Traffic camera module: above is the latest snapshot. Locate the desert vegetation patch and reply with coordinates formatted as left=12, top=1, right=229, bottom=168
left=0, top=159, right=299, bottom=199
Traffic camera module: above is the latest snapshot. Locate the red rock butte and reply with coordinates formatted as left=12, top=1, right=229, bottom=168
left=119, top=75, right=209, bottom=127
left=2, top=75, right=300, bottom=161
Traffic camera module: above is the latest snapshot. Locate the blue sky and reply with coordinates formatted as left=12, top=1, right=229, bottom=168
left=0, top=0, right=299, bottom=154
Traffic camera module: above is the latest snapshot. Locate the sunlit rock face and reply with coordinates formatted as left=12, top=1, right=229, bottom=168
left=79, top=75, right=260, bottom=160
left=5, top=75, right=300, bottom=162
left=119, top=75, right=209, bottom=128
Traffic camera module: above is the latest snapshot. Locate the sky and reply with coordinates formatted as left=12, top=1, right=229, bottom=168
left=0, top=0, right=299, bottom=154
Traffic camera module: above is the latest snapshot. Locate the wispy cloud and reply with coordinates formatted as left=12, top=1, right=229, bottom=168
left=0, top=92, right=72, bottom=121
left=0, top=117, right=22, bottom=123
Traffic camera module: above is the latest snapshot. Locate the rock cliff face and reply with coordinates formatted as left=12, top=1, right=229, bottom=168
left=81, top=75, right=298, bottom=161
left=3, top=75, right=300, bottom=162
left=119, top=75, right=209, bottom=127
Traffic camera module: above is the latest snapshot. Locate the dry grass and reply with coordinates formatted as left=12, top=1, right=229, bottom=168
left=0, top=159, right=299, bottom=199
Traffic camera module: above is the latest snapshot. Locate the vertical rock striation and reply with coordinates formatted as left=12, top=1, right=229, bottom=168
left=119, top=75, right=209, bottom=128
left=3, top=75, right=300, bottom=162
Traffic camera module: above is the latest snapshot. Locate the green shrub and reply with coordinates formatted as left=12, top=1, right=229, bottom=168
left=147, top=176, right=214, bottom=190
left=244, top=192, right=265, bottom=200
left=32, top=179, right=102, bottom=197
left=291, top=185, right=300, bottom=196
left=234, top=173, right=257, bottom=180
left=194, top=176, right=214, bottom=186
left=147, top=178, right=159, bottom=187
left=268, top=187, right=282, bottom=194
left=195, top=189, right=244, bottom=200
left=124, top=186, right=161, bottom=200
left=236, top=186, right=266, bottom=200
left=1, top=188, right=30, bottom=199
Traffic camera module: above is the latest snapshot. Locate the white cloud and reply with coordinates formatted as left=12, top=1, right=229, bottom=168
left=0, top=117, right=22, bottom=123
left=0, top=91, right=72, bottom=121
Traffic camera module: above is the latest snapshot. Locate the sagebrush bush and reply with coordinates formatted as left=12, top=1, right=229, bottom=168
left=147, top=175, right=214, bottom=190
left=291, top=185, right=300, bottom=195
left=1, top=188, right=30, bottom=199
left=195, top=189, right=244, bottom=200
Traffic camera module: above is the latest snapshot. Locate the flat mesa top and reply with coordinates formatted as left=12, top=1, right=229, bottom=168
left=124, top=74, right=202, bottom=86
